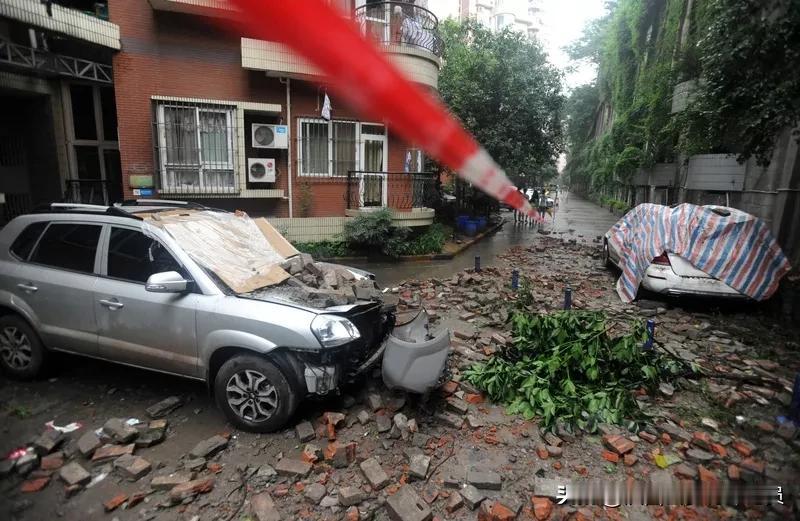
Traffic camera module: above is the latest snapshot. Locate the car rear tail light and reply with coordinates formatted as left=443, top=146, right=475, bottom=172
left=652, top=252, right=671, bottom=266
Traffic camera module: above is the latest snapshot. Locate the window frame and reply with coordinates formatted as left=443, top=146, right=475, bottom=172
left=156, top=102, right=236, bottom=193
left=101, top=225, right=187, bottom=285
left=297, top=118, right=387, bottom=177
left=27, top=221, right=104, bottom=276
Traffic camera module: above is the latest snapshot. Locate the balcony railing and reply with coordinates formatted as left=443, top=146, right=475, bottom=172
left=354, top=2, right=443, bottom=58
left=345, top=171, right=437, bottom=210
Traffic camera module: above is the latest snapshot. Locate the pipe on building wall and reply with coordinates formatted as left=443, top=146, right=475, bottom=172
left=280, top=76, right=293, bottom=218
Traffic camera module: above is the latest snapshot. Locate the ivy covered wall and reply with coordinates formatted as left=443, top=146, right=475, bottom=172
left=564, top=0, right=800, bottom=199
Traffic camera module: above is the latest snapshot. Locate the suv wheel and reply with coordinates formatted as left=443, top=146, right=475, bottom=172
left=214, top=354, right=298, bottom=433
left=0, top=315, right=46, bottom=379
left=603, top=240, right=614, bottom=269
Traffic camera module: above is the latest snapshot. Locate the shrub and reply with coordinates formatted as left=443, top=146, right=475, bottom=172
left=398, top=223, right=449, bottom=256
left=343, top=208, right=410, bottom=258
left=293, top=240, right=350, bottom=259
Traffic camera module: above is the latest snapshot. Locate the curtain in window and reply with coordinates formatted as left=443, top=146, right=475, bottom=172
left=332, top=122, right=356, bottom=176
left=302, top=121, right=328, bottom=174
left=199, top=111, right=228, bottom=165
left=163, top=107, right=198, bottom=165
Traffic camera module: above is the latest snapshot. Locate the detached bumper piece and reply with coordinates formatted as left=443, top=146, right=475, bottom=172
left=382, top=309, right=451, bottom=394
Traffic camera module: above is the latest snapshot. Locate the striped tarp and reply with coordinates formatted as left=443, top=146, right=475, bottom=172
left=608, top=204, right=791, bottom=302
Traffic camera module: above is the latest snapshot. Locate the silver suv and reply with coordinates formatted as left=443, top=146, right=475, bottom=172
left=0, top=202, right=449, bottom=432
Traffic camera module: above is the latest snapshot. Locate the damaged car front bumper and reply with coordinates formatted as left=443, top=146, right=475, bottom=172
left=300, top=307, right=451, bottom=396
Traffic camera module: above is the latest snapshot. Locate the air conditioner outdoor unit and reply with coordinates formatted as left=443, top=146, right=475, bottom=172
left=248, top=158, right=276, bottom=183
left=252, top=124, right=288, bottom=149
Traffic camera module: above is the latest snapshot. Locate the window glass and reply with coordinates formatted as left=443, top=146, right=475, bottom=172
left=10, top=221, right=47, bottom=260
left=100, top=87, right=118, bottom=140
left=107, top=228, right=182, bottom=283
left=199, top=111, right=229, bottom=165
left=30, top=223, right=101, bottom=274
left=163, top=106, right=199, bottom=165
left=301, top=121, right=329, bottom=175
left=70, top=84, right=97, bottom=140
left=332, top=121, right=356, bottom=176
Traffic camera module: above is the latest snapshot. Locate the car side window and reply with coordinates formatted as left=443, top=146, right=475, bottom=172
left=107, top=227, right=182, bottom=284
left=30, top=223, right=102, bottom=274
left=10, top=221, right=48, bottom=260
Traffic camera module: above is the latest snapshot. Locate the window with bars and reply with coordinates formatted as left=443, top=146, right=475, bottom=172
left=155, top=102, right=237, bottom=193
left=297, top=118, right=385, bottom=177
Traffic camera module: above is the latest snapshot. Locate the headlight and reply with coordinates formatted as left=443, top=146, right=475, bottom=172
left=311, top=315, right=361, bottom=347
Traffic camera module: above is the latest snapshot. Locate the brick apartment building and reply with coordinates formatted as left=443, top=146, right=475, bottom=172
left=0, top=0, right=443, bottom=241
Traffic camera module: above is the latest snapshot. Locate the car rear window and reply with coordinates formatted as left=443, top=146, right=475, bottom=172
left=30, top=223, right=102, bottom=274
left=10, top=221, right=47, bottom=260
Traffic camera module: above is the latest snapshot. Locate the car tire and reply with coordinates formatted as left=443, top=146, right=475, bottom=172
left=214, top=354, right=298, bottom=433
left=0, top=314, right=47, bottom=380
left=603, top=240, right=614, bottom=269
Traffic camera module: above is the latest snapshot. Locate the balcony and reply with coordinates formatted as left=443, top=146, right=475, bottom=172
left=0, top=0, right=120, bottom=50
left=242, top=1, right=443, bottom=89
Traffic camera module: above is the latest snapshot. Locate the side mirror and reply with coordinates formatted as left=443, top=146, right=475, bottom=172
left=145, top=271, right=190, bottom=293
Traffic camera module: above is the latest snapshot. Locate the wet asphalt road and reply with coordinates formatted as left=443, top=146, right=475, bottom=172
left=352, top=192, right=621, bottom=287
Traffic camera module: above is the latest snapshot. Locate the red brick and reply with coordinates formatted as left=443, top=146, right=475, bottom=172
left=104, top=493, right=128, bottom=512
left=740, top=458, right=765, bottom=475
left=692, top=431, right=712, bottom=450
left=345, top=506, right=360, bottom=521
left=660, top=433, right=672, bottom=445
left=727, top=464, right=740, bottom=480
left=638, top=431, right=657, bottom=443
left=623, top=454, right=637, bottom=467
left=755, top=421, right=774, bottom=433
left=532, top=496, right=554, bottom=520
left=40, top=452, right=64, bottom=471
left=709, top=443, right=727, bottom=458
left=536, top=444, right=549, bottom=459
left=603, top=434, right=635, bottom=455
left=601, top=450, right=619, bottom=463
left=478, top=501, right=516, bottom=521
left=20, top=477, right=50, bottom=493
left=732, top=440, right=753, bottom=457
left=698, top=465, right=718, bottom=483
left=440, top=381, right=458, bottom=395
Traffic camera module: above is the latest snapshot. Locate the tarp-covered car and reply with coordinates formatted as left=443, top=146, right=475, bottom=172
left=0, top=201, right=450, bottom=432
left=603, top=203, right=791, bottom=302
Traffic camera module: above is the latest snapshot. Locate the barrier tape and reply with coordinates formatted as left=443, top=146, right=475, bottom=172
left=226, top=0, right=543, bottom=221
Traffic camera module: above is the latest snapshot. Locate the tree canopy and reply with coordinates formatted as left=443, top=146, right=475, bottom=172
left=438, top=19, right=565, bottom=188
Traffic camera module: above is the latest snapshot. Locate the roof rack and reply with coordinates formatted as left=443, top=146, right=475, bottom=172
left=31, top=203, right=142, bottom=220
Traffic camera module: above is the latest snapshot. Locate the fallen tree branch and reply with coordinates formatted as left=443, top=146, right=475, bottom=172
left=426, top=438, right=456, bottom=483
left=224, top=469, right=248, bottom=521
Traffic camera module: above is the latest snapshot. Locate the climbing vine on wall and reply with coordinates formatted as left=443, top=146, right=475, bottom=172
left=564, top=0, right=800, bottom=193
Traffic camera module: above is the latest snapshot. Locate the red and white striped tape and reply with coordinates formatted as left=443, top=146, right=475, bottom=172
left=225, top=0, right=543, bottom=221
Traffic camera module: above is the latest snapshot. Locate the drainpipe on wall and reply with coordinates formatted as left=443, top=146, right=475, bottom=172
left=280, top=76, right=293, bottom=218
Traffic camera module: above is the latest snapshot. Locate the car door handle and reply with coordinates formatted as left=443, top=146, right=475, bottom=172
left=17, top=283, right=38, bottom=293
left=99, top=298, right=124, bottom=310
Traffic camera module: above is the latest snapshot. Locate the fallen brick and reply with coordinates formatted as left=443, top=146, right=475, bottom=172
left=691, top=432, right=712, bottom=450
left=145, top=396, right=183, bottom=418
left=338, top=486, right=365, bottom=507
left=295, top=421, right=316, bottom=443
left=102, top=418, right=138, bottom=444
left=345, top=506, right=360, bottom=521
left=169, top=477, right=214, bottom=503
left=461, top=484, right=486, bottom=510
left=673, top=464, right=697, bottom=480
left=77, top=431, right=101, bottom=458
left=623, top=454, right=637, bottom=467
left=478, top=500, right=516, bottom=521
left=249, top=492, right=280, bottom=521
left=150, top=471, right=194, bottom=490
left=385, top=486, right=432, bottom=521
left=360, top=457, right=389, bottom=489
left=113, top=454, right=151, bottom=480
left=91, top=443, right=134, bottom=464
left=602, top=434, right=635, bottom=455
left=324, top=442, right=356, bottom=468
left=536, top=445, right=549, bottom=459
left=189, top=435, right=228, bottom=459
left=467, top=469, right=502, bottom=490
left=532, top=496, right=553, bottom=521
left=40, top=452, right=64, bottom=471
left=731, top=440, right=754, bottom=458
left=20, top=477, right=50, bottom=493
left=601, top=451, right=619, bottom=463
left=446, top=491, right=464, bottom=513
left=59, top=462, right=91, bottom=487
left=740, top=458, right=765, bottom=475
left=727, top=464, right=740, bottom=480
left=698, top=465, right=717, bottom=483
left=638, top=431, right=657, bottom=444
left=103, top=493, right=128, bottom=512
left=32, top=430, right=64, bottom=456
left=275, top=458, right=313, bottom=477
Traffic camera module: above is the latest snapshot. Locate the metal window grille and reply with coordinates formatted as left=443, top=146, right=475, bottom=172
left=153, top=101, right=238, bottom=195
left=354, top=1, right=444, bottom=57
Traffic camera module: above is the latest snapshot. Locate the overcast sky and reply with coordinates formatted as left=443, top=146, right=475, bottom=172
left=428, top=0, right=608, bottom=90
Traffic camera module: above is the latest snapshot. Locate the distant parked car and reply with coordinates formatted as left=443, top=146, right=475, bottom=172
left=603, top=205, right=785, bottom=300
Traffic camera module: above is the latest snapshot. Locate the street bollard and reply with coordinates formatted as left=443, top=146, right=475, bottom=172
left=511, top=269, right=519, bottom=290
left=474, top=255, right=481, bottom=273
left=563, top=287, right=572, bottom=310
left=790, top=373, right=800, bottom=423
left=643, top=319, right=655, bottom=350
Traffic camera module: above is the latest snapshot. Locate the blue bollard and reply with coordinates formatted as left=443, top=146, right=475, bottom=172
left=474, top=255, right=481, bottom=273
left=790, top=373, right=800, bottom=423
left=643, top=319, right=655, bottom=350
left=511, top=269, right=519, bottom=290
left=563, top=287, right=572, bottom=310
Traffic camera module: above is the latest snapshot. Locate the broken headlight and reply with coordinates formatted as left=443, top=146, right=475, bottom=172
left=311, top=315, right=361, bottom=347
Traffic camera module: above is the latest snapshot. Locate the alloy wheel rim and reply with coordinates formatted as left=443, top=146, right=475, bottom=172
left=225, top=369, right=279, bottom=422
left=0, top=326, right=33, bottom=370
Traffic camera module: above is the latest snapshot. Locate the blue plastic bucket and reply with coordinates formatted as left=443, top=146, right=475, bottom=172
left=476, top=217, right=487, bottom=230
left=456, top=215, right=469, bottom=230
left=464, top=221, right=478, bottom=237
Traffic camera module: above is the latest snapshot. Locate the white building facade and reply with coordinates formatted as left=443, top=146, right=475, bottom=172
left=458, top=0, right=543, bottom=38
